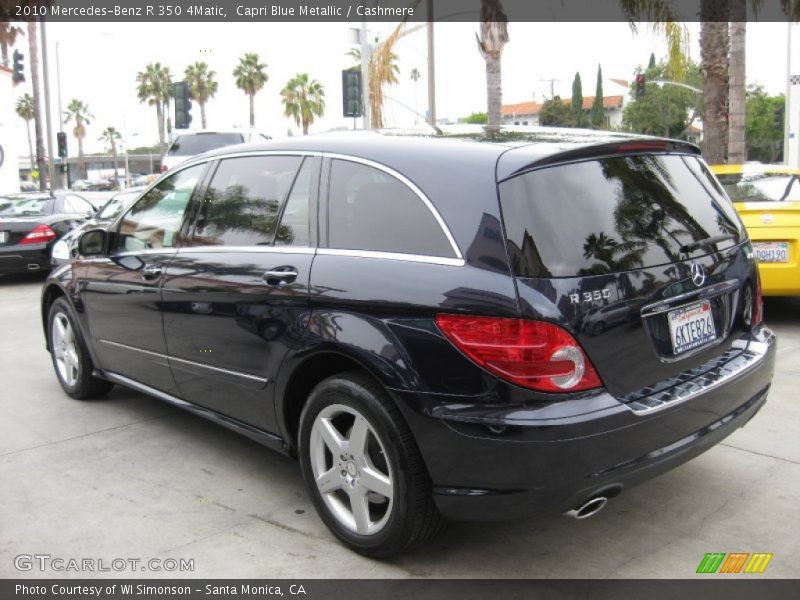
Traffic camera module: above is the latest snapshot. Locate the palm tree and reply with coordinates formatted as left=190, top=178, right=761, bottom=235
left=281, top=73, right=325, bottom=135
left=348, top=41, right=402, bottom=128
left=99, top=127, right=122, bottom=186
left=184, top=61, right=218, bottom=129
left=26, top=21, right=46, bottom=191
left=63, top=99, right=93, bottom=177
left=477, top=0, right=510, bottom=132
left=0, top=22, right=23, bottom=66
left=233, top=53, right=268, bottom=127
left=136, top=62, right=172, bottom=148
left=15, top=93, right=35, bottom=170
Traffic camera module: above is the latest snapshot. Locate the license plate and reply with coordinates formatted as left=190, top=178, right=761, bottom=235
left=753, top=241, right=789, bottom=263
left=668, top=301, right=717, bottom=355
left=0, top=231, right=6, bottom=244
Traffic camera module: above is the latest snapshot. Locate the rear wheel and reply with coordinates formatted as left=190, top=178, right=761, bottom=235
left=48, top=297, right=113, bottom=399
left=298, top=372, right=444, bottom=558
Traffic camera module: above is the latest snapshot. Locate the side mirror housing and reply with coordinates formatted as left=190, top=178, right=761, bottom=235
left=77, top=229, right=107, bottom=256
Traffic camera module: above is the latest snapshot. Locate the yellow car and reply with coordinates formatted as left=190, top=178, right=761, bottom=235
left=712, top=163, right=800, bottom=296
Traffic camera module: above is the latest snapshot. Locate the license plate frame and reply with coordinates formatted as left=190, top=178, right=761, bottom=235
left=753, top=241, right=789, bottom=263
left=668, top=300, right=717, bottom=356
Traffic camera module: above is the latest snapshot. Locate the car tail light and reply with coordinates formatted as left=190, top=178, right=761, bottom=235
left=435, top=314, right=603, bottom=393
left=752, top=272, right=763, bottom=326
left=20, top=224, right=57, bottom=245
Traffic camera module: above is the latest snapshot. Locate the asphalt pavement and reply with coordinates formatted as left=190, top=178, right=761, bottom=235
left=1, top=272, right=798, bottom=578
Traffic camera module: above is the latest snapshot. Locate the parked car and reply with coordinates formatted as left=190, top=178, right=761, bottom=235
left=0, top=192, right=98, bottom=274
left=161, top=129, right=271, bottom=173
left=19, top=180, right=38, bottom=192
left=711, top=163, right=800, bottom=296
left=41, top=131, right=775, bottom=557
left=51, top=187, right=146, bottom=266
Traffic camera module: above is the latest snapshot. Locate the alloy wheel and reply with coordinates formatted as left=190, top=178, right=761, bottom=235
left=52, top=312, right=80, bottom=387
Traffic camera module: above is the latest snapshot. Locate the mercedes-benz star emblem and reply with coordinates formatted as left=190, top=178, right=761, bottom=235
left=690, top=263, right=706, bottom=288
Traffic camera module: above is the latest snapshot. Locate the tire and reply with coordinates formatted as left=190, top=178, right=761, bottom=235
left=298, top=371, right=444, bottom=558
left=48, top=297, right=114, bottom=400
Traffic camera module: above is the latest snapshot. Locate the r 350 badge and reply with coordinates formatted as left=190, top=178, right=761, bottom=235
left=570, top=289, right=611, bottom=304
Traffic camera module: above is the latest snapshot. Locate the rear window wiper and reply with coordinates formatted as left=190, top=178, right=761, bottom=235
left=680, top=234, right=737, bottom=254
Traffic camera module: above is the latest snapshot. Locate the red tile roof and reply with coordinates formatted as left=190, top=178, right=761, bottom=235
left=502, top=95, right=624, bottom=116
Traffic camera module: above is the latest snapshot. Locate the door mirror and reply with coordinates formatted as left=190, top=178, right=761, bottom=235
left=77, top=229, right=107, bottom=256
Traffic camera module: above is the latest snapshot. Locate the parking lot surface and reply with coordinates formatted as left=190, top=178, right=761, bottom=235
left=1, top=273, right=798, bottom=578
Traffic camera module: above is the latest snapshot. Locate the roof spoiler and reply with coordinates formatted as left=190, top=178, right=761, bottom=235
left=500, top=138, right=701, bottom=182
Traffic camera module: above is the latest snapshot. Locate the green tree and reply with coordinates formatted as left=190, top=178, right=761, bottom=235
left=463, top=112, right=488, bottom=124
left=136, top=62, right=172, bottom=149
left=539, top=96, right=573, bottom=127
left=233, top=52, right=268, bottom=128
left=184, top=61, right=218, bottom=129
left=571, top=72, right=586, bottom=127
left=622, top=59, right=701, bottom=139
left=98, top=126, right=122, bottom=185
left=15, top=93, right=35, bottom=168
left=477, top=0, right=509, bottom=131
left=0, top=22, right=23, bottom=66
left=591, top=65, right=605, bottom=129
left=63, top=99, right=93, bottom=176
left=745, top=86, right=784, bottom=163
left=281, top=73, right=325, bottom=135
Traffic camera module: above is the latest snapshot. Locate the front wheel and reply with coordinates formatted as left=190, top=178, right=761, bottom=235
left=48, top=297, right=114, bottom=399
left=298, top=372, right=444, bottom=558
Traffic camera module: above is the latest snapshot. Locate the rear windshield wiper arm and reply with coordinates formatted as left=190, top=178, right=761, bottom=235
left=680, top=234, right=737, bottom=254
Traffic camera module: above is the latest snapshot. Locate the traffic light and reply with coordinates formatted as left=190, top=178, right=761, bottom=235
left=173, top=81, right=193, bottom=130
left=57, top=132, right=68, bottom=158
left=342, top=69, right=362, bottom=118
left=635, top=74, right=646, bottom=97
left=12, top=50, right=24, bottom=84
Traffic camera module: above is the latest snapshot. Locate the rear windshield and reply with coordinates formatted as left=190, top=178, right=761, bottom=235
left=716, top=172, right=800, bottom=203
left=0, top=196, right=51, bottom=217
left=167, top=133, right=244, bottom=156
left=500, top=154, right=744, bottom=278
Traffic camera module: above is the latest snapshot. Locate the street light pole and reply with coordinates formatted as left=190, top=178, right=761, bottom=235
left=55, top=40, right=67, bottom=189
left=360, top=19, right=370, bottom=129
left=785, top=22, right=792, bottom=166
left=426, top=0, right=436, bottom=127
left=40, top=20, right=56, bottom=191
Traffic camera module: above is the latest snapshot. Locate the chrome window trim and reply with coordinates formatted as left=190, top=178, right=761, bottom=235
left=317, top=248, right=464, bottom=267
left=322, top=152, right=463, bottom=260
left=99, top=339, right=268, bottom=384
left=176, top=246, right=316, bottom=255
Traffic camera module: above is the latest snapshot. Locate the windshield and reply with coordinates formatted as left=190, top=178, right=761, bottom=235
left=500, top=154, right=744, bottom=278
left=167, top=133, right=244, bottom=156
left=716, top=172, right=800, bottom=202
left=0, top=196, right=51, bottom=216
left=98, top=192, right=139, bottom=219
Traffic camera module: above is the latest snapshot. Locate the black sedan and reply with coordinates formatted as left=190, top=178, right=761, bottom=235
left=0, top=192, right=99, bottom=275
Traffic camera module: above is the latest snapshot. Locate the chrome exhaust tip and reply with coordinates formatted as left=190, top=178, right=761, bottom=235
left=564, top=496, right=608, bottom=520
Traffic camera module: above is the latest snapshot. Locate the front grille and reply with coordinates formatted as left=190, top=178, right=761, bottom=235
left=621, top=334, right=773, bottom=414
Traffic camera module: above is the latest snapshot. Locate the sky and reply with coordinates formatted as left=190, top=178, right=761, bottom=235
left=5, top=20, right=794, bottom=157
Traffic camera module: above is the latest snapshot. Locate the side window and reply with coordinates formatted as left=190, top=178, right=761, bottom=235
left=115, top=164, right=204, bottom=252
left=327, top=159, right=455, bottom=257
left=63, top=195, right=92, bottom=214
left=193, top=156, right=302, bottom=247
left=275, top=159, right=314, bottom=247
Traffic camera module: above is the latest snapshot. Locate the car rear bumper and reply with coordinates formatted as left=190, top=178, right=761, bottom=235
left=391, top=326, right=776, bottom=521
left=0, top=243, right=51, bottom=274
left=757, top=263, right=800, bottom=296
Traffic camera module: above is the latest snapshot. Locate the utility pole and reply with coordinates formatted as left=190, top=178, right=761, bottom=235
left=785, top=21, right=792, bottom=165
left=540, top=78, right=560, bottom=99
left=426, top=0, right=436, bottom=128
left=360, top=19, right=370, bottom=129
left=56, top=41, right=67, bottom=189
left=40, top=20, right=56, bottom=191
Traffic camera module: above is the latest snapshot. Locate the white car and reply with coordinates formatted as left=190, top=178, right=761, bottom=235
left=160, top=130, right=271, bottom=173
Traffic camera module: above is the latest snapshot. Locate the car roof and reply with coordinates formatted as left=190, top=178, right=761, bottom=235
left=191, top=127, right=699, bottom=179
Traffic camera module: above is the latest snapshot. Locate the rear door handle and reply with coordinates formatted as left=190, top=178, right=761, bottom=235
left=141, top=264, right=163, bottom=281
left=263, top=266, right=299, bottom=285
